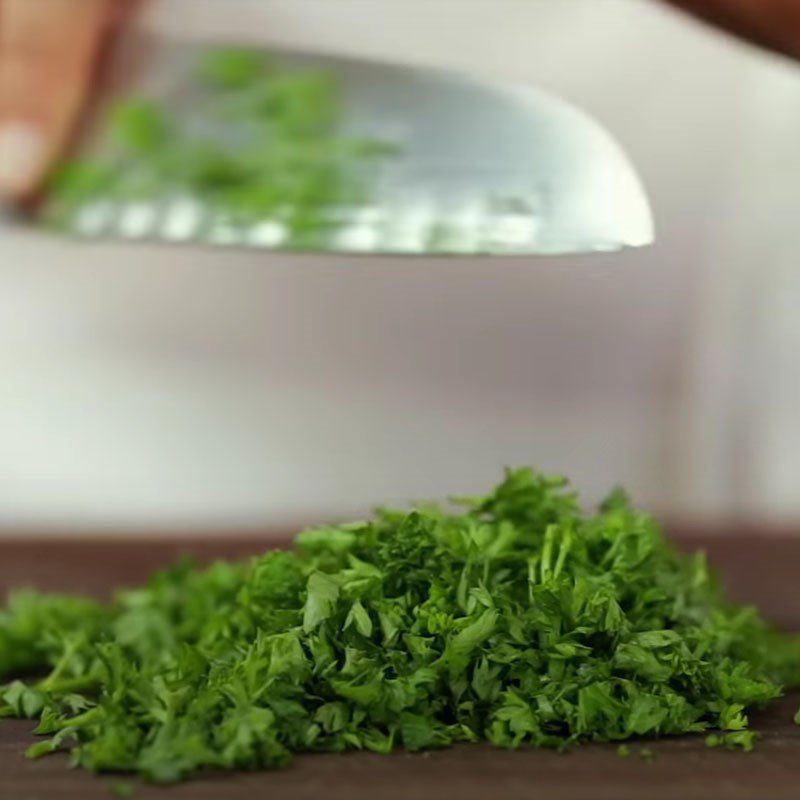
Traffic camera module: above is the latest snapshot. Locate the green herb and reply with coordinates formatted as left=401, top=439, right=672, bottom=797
left=109, top=100, right=171, bottom=154
left=705, top=731, right=760, bottom=752
left=639, top=747, right=656, bottom=763
left=1, top=468, right=798, bottom=783
left=616, top=743, right=630, bottom=758
left=48, top=49, right=398, bottom=247
left=198, top=48, right=266, bottom=90
left=111, top=781, right=135, bottom=798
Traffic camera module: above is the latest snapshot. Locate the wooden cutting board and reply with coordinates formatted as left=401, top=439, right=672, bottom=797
left=1, top=533, right=799, bottom=800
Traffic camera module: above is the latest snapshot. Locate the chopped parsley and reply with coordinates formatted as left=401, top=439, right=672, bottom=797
left=705, top=730, right=760, bottom=752
left=1, top=468, right=798, bottom=783
left=47, top=48, right=399, bottom=246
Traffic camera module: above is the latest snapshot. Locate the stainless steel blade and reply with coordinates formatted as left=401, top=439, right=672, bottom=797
left=41, top=37, right=654, bottom=256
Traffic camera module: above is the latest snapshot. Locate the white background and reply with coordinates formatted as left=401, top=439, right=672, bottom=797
left=0, top=0, right=798, bottom=532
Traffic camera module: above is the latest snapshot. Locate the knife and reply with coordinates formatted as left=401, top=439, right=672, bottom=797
left=20, top=34, right=654, bottom=257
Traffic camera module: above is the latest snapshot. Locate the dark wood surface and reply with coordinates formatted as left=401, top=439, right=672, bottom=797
left=1, top=532, right=799, bottom=800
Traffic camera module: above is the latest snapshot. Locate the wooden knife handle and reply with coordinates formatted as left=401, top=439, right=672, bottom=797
left=665, top=0, right=800, bottom=61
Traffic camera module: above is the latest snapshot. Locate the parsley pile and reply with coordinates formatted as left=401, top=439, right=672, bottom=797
left=1, top=468, right=798, bottom=783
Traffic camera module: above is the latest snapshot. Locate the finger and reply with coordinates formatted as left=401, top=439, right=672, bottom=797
left=0, top=0, right=117, bottom=201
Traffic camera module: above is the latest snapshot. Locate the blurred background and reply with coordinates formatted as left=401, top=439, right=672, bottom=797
left=0, top=0, right=798, bottom=535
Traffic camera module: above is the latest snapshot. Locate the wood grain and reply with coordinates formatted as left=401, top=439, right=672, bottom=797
left=1, top=531, right=799, bottom=800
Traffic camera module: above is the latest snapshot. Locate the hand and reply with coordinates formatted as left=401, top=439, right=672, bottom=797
left=665, top=0, right=800, bottom=61
left=0, top=0, right=125, bottom=203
